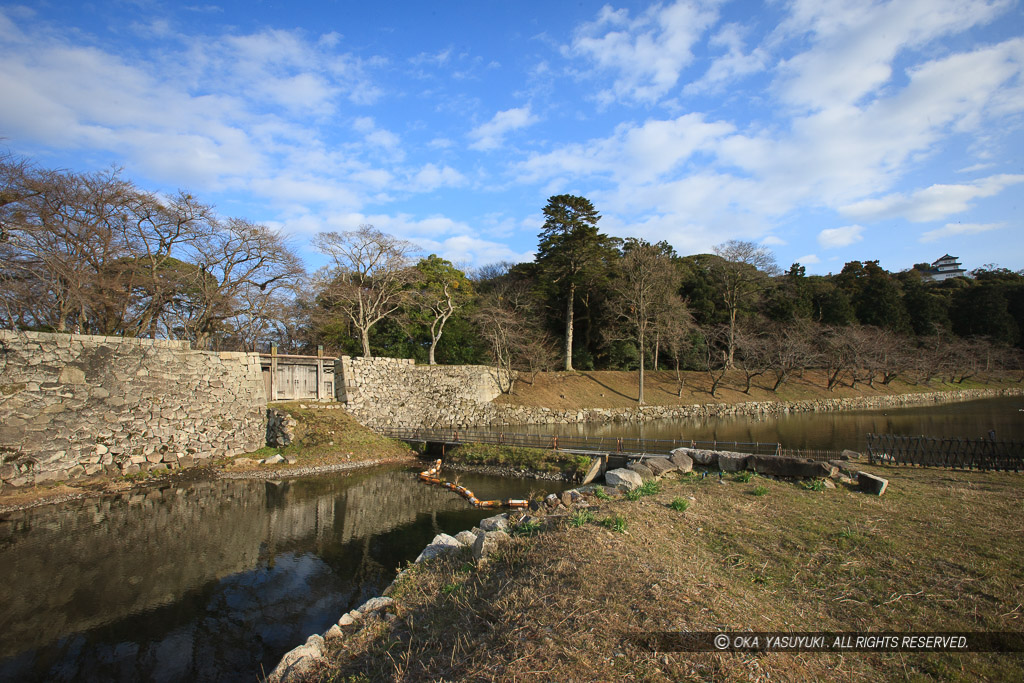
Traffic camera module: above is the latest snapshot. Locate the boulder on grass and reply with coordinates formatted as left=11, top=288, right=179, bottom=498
left=473, top=529, right=510, bottom=561
left=645, top=457, right=677, bottom=477
left=668, top=450, right=694, bottom=473
left=627, top=461, right=655, bottom=482
left=750, top=455, right=837, bottom=479
left=605, top=468, right=643, bottom=491
left=717, top=452, right=750, bottom=473
left=266, top=635, right=326, bottom=683
left=857, top=471, right=888, bottom=496
left=414, top=533, right=463, bottom=563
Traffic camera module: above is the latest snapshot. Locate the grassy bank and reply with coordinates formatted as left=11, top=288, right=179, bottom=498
left=442, top=443, right=592, bottom=477
left=323, top=465, right=1024, bottom=681
left=235, top=402, right=413, bottom=469
left=496, top=368, right=1021, bottom=411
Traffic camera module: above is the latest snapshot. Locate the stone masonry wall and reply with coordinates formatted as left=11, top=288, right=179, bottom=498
left=0, top=330, right=267, bottom=487
left=335, top=356, right=510, bottom=428
left=330, top=354, right=1022, bottom=430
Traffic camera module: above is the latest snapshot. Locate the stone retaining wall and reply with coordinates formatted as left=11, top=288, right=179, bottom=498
left=0, top=330, right=267, bottom=487
left=335, top=355, right=510, bottom=428
left=330, top=356, right=1022, bottom=429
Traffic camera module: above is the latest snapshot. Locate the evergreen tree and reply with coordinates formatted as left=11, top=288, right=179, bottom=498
left=535, top=194, right=614, bottom=371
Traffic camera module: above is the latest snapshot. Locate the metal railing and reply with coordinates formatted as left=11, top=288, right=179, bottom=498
left=866, top=433, right=1023, bottom=471
left=381, top=427, right=780, bottom=457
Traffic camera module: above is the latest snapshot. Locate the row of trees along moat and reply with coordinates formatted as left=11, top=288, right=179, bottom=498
left=2, top=154, right=1023, bottom=403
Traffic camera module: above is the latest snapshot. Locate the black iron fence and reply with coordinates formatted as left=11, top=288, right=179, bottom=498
left=866, top=433, right=1023, bottom=471
left=381, top=427, right=780, bottom=457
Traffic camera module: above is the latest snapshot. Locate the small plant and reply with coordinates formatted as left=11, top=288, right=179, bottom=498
left=514, top=519, right=543, bottom=537
left=752, top=485, right=769, bottom=496
left=593, top=487, right=611, bottom=500
left=733, top=471, right=753, bottom=483
left=669, top=497, right=690, bottom=512
left=441, top=582, right=461, bottom=595
left=803, top=479, right=826, bottom=492
left=602, top=513, right=627, bottom=533
left=625, top=488, right=642, bottom=501
left=568, top=509, right=595, bottom=527
left=638, top=480, right=661, bottom=496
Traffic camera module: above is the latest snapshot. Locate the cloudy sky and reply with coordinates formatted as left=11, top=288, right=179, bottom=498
left=1, top=0, right=1022, bottom=274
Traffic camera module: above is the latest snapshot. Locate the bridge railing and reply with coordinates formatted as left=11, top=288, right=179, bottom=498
left=381, top=427, right=780, bottom=457
left=867, top=433, right=1023, bottom=471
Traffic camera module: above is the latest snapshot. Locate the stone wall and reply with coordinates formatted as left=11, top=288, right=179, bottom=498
left=329, top=355, right=1022, bottom=429
left=334, top=356, right=510, bottom=428
left=0, top=330, right=267, bottom=487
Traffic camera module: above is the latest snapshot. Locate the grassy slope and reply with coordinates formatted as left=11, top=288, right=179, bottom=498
left=325, top=466, right=1024, bottom=682
left=496, top=369, right=1020, bottom=411
left=443, top=443, right=592, bottom=476
left=227, top=402, right=414, bottom=470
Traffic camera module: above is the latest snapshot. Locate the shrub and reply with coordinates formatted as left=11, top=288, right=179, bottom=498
left=733, top=471, right=753, bottom=483
left=752, top=485, right=769, bottom=496
left=669, top=497, right=690, bottom=512
left=513, top=519, right=543, bottom=537
left=602, top=513, right=627, bottom=533
left=568, top=509, right=595, bottom=527
left=803, top=479, right=826, bottom=492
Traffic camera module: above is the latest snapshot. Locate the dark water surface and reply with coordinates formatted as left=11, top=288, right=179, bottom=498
left=483, top=396, right=1024, bottom=451
left=0, top=466, right=569, bottom=682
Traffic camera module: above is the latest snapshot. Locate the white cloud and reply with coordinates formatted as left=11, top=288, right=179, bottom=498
left=566, top=0, right=719, bottom=104
left=920, top=222, right=1005, bottom=243
left=795, top=253, right=821, bottom=265
left=416, top=235, right=535, bottom=267
left=517, top=114, right=733, bottom=185
left=761, top=235, right=786, bottom=246
left=774, top=0, right=1009, bottom=111
left=818, top=225, right=864, bottom=248
left=841, top=174, right=1024, bottom=222
left=684, top=22, right=768, bottom=94
left=407, top=163, right=466, bottom=192
left=468, top=106, right=539, bottom=151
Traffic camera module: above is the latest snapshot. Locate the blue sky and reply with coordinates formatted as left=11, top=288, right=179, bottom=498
left=1, top=0, right=1022, bottom=275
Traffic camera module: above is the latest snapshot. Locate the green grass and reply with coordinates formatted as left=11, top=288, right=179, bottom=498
left=752, top=484, right=769, bottom=496
left=323, top=467, right=1024, bottom=683
left=445, top=443, right=592, bottom=476
left=602, top=513, right=627, bottom=533
left=733, top=470, right=754, bottom=483
left=802, top=479, right=826, bottom=492
left=513, top=519, right=543, bottom=537
left=568, top=509, right=595, bottom=527
left=593, top=487, right=611, bottom=500
left=626, top=480, right=662, bottom=501
left=669, top=497, right=690, bottom=512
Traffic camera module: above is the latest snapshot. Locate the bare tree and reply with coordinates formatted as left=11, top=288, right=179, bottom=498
left=762, top=319, right=814, bottom=392
left=313, top=225, right=419, bottom=358
left=710, top=240, right=779, bottom=368
left=609, top=241, right=685, bottom=404
left=472, top=279, right=557, bottom=393
left=659, top=303, right=696, bottom=397
left=697, top=325, right=730, bottom=397
left=818, top=326, right=856, bottom=391
left=734, top=322, right=771, bottom=394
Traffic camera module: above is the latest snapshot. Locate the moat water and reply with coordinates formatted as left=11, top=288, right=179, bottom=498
left=0, top=467, right=570, bottom=682
left=1, top=396, right=1020, bottom=681
left=485, top=396, right=1024, bottom=451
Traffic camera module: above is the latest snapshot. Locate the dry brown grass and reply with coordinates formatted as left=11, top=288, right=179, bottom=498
left=323, top=466, right=1024, bottom=682
left=495, top=369, right=1018, bottom=411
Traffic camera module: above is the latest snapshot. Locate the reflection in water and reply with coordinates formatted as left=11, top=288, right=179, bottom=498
left=0, top=466, right=569, bottom=682
left=485, top=397, right=1024, bottom=451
